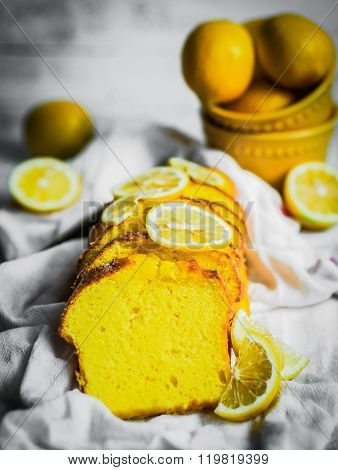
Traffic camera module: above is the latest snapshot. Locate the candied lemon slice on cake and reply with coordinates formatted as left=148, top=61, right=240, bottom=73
left=232, top=309, right=310, bottom=380
left=284, top=162, right=338, bottom=229
left=146, top=201, right=232, bottom=250
left=9, top=157, right=82, bottom=213
left=215, top=332, right=280, bottom=421
left=114, top=167, right=189, bottom=199
left=168, top=157, right=235, bottom=196
left=101, top=195, right=140, bottom=225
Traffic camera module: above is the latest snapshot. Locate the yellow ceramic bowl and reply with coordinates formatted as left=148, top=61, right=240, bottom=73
left=203, top=107, right=338, bottom=189
left=202, top=61, right=336, bottom=133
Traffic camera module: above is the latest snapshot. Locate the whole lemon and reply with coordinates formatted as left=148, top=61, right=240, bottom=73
left=227, top=80, right=295, bottom=113
left=24, top=100, right=94, bottom=159
left=244, top=18, right=266, bottom=80
left=182, top=20, right=255, bottom=102
left=256, top=13, right=334, bottom=89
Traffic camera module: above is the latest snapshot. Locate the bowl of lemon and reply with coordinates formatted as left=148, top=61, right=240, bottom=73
left=182, top=13, right=337, bottom=190
left=202, top=106, right=338, bottom=189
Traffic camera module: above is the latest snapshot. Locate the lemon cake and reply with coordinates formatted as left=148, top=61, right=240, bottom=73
left=77, top=232, right=243, bottom=306
left=210, top=201, right=247, bottom=238
left=59, top=253, right=231, bottom=419
left=60, top=159, right=251, bottom=420
left=178, top=196, right=245, bottom=249
left=78, top=197, right=244, bottom=273
left=77, top=216, right=146, bottom=273
left=181, top=182, right=243, bottom=215
left=88, top=185, right=243, bottom=245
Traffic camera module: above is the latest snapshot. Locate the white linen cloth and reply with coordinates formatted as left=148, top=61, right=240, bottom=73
left=0, top=124, right=337, bottom=450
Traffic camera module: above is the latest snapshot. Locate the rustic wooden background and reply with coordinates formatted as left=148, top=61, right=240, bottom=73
left=1, top=0, right=337, bottom=137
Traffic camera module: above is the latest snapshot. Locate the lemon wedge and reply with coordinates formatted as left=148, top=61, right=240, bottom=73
left=284, top=162, right=338, bottom=229
left=232, top=309, right=310, bottom=380
left=215, top=332, right=280, bottom=421
left=101, top=195, right=139, bottom=225
left=9, top=157, right=82, bottom=213
left=168, top=157, right=235, bottom=196
left=114, top=167, right=189, bottom=200
left=146, top=201, right=232, bottom=250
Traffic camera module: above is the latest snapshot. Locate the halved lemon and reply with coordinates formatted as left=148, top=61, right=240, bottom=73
left=113, top=167, right=189, bottom=200
left=215, top=332, right=280, bottom=422
left=168, top=157, right=236, bottom=196
left=101, top=195, right=139, bottom=225
left=232, top=309, right=310, bottom=380
left=146, top=201, right=232, bottom=250
left=9, top=157, right=82, bottom=213
left=284, top=162, right=338, bottom=229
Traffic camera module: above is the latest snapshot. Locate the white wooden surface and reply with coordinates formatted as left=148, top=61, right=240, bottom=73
left=1, top=0, right=338, bottom=139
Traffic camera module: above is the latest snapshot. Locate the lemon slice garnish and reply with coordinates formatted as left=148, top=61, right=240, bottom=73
left=113, top=167, right=189, bottom=200
left=284, top=162, right=338, bottom=229
left=232, top=309, right=310, bottom=381
left=146, top=201, right=232, bottom=250
left=215, top=331, right=281, bottom=422
left=9, top=157, right=82, bottom=213
left=101, top=195, right=140, bottom=225
left=168, top=157, right=235, bottom=196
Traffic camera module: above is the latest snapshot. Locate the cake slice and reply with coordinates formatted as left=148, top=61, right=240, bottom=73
left=59, top=253, right=231, bottom=419
left=210, top=201, right=247, bottom=238
left=78, top=197, right=244, bottom=273
left=181, top=182, right=244, bottom=216
left=78, top=232, right=243, bottom=306
left=77, top=216, right=146, bottom=273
